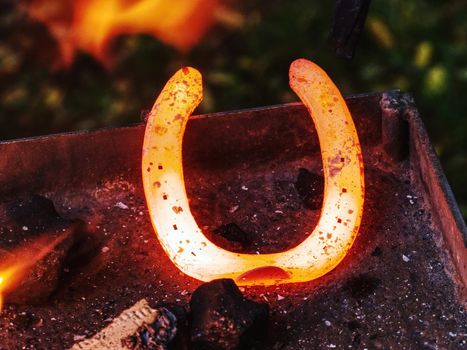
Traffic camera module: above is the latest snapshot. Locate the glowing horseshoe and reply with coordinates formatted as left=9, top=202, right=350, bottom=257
left=142, top=59, right=365, bottom=286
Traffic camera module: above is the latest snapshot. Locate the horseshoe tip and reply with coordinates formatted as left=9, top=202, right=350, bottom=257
left=175, top=66, right=202, bottom=85
left=290, top=58, right=329, bottom=75
left=290, top=58, right=315, bottom=72
left=180, top=66, right=199, bottom=74
left=289, top=58, right=315, bottom=88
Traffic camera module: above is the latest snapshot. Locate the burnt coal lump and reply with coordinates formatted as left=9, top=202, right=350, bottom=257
left=189, top=279, right=268, bottom=350
left=294, top=168, right=324, bottom=210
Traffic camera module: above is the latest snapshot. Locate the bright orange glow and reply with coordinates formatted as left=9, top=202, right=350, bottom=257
left=0, top=234, right=67, bottom=310
left=142, top=59, right=365, bottom=286
left=24, top=0, right=219, bottom=66
left=0, top=266, right=19, bottom=311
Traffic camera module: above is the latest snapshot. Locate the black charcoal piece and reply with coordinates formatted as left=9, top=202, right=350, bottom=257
left=295, top=168, right=324, bottom=210
left=189, top=279, right=268, bottom=350
left=213, top=223, right=251, bottom=248
left=123, top=307, right=177, bottom=350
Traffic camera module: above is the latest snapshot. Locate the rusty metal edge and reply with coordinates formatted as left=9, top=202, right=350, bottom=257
left=0, top=92, right=382, bottom=146
left=392, top=92, right=467, bottom=299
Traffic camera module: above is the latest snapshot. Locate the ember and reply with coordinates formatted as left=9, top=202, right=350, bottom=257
left=142, top=59, right=365, bottom=285
left=0, top=233, right=68, bottom=310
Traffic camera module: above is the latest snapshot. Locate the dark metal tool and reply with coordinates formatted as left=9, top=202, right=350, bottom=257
left=329, top=0, right=372, bottom=59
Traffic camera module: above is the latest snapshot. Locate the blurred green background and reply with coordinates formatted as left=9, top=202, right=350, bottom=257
left=0, top=1, right=466, bottom=220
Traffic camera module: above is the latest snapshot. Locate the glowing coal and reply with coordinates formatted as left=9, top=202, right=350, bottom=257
left=0, top=233, right=68, bottom=310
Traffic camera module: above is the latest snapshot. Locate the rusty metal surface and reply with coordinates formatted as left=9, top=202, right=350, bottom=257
left=0, top=94, right=381, bottom=197
left=0, top=92, right=465, bottom=349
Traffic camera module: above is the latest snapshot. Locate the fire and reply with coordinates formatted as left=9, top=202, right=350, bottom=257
left=142, top=59, right=365, bottom=286
left=0, top=266, right=19, bottom=310
left=0, top=234, right=67, bottom=310
left=24, top=0, right=219, bottom=66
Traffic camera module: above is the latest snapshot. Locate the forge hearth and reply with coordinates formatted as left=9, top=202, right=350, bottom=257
left=0, top=91, right=465, bottom=349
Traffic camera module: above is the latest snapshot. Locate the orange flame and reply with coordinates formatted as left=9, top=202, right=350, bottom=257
left=24, top=0, right=219, bottom=66
left=0, top=234, right=68, bottom=310
left=142, top=59, right=365, bottom=286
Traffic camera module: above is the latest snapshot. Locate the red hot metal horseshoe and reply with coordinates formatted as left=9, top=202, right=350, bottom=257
left=142, top=59, right=365, bottom=286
